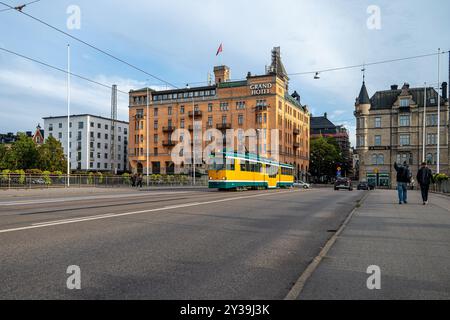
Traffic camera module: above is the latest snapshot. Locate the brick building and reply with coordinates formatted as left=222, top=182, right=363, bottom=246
left=128, top=47, right=311, bottom=180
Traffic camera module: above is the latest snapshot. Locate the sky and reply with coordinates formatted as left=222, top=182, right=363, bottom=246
left=0, top=0, right=449, bottom=147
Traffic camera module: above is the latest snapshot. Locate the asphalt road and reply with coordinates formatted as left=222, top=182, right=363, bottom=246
left=0, top=188, right=365, bottom=299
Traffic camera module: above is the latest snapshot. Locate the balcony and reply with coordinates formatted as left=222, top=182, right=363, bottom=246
left=293, top=142, right=300, bottom=149
left=293, top=128, right=300, bottom=135
left=216, top=123, right=232, bottom=130
left=134, top=114, right=144, bottom=120
left=162, top=126, right=176, bottom=132
left=188, top=111, right=203, bottom=118
left=162, top=140, right=176, bottom=147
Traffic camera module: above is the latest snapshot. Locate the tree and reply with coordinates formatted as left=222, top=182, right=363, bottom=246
left=0, top=144, right=11, bottom=170
left=38, top=136, right=67, bottom=172
left=9, top=133, right=39, bottom=170
left=310, top=136, right=343, bottom=182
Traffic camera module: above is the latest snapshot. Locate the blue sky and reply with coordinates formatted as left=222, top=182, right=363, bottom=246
left=0, top=0, right=449, bottom=146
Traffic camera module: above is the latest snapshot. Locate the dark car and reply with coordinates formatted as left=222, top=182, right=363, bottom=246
left=357, top=181, right=370, bottom=190
left=334, top=177, right=353, bottom=191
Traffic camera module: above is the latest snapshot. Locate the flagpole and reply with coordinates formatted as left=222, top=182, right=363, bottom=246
left=422, top=82, right=427, bottom=163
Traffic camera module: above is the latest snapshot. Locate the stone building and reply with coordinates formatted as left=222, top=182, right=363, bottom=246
left=354, top=81, right=449, bottom=187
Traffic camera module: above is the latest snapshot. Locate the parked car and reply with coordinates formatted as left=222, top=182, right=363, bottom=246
left=334, top=177, right=353, bottom=191
left=293, top=181, right=311, bottom=189
left=368, top=182, right=376, bottom=190
left=357, top=181, right=370, bottom=190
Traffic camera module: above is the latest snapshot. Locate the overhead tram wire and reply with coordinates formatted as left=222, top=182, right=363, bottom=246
left=0, top=1, right=178, bottom=89
left=0, top=0, right=41, bottom=13
left=0, top=47, right=129, bottom=95
left=176, top=50, right=450, bottom=87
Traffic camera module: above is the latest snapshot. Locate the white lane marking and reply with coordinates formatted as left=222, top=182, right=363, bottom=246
left=0, top=190, right=299, bottom=234
left=0, top=191, right=190, bottom=207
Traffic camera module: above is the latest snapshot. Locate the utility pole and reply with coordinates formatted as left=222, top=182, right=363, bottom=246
left=110, top=84, right=118, bottom=175
left=146, top=87, right=150, bottom=186
left=437, top=48, right=441, bottom=173
left=422, top=83, right=427, bottom=163
left=66, top=44, right=71, bottom=188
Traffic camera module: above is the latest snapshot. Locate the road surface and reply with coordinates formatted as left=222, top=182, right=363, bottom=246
left=0, top=188, right=364, bottom=299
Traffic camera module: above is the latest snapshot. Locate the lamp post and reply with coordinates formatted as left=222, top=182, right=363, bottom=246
left=66, top=44, right=71, bottom=188
left=146, top=87, right=150, bottom=187
left=186, top=84, right=196, bottom=185
left=436, top=48, right=441, bottom=173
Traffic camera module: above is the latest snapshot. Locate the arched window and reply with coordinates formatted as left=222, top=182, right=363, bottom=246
left=372, top=154, right=378, bottom=165
left=377, top=154, right=385, bottom=165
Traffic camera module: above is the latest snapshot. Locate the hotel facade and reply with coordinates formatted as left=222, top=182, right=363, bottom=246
left=128, top=47, right=310, bottom=180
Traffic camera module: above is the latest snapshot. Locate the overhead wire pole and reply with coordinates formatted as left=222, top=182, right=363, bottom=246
left=66, top=44, right=70, bottom=188
left=146, top=87, right=149, bottom=187
left=422, top=82, right=427, bottom=163
left=437, top=48, right=441, bottom=173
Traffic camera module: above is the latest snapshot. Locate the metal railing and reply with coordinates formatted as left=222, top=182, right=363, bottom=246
left=0, top=173, right=208, bottom=189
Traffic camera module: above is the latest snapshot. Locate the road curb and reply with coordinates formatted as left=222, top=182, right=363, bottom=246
left=284, top=191, right=370, bottom=300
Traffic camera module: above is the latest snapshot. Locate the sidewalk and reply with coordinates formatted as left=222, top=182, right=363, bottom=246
left=299, top=190, right=450, bottom=300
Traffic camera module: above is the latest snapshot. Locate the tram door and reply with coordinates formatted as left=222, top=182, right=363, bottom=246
left=267, top=164, right=278, bottom=188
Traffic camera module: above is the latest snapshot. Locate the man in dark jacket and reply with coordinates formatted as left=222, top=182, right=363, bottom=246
left=394, top=161, right=411, bottom=204
left=417, top=162, right=434, bottom=205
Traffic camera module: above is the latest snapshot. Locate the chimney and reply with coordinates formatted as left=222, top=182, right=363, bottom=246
left=402, top=83, right=410, bottom=90
left=442, top=82, right=448, bottom=101
left=324, top=112, right=328, bottom=119
left=391, top=84, right=398, bottom=90
left=213, top=65, right=230, bottom=84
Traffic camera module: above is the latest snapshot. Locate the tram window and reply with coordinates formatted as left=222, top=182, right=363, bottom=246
left=226, top=159, right=235, bottom=170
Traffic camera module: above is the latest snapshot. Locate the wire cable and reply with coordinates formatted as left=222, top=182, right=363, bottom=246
left=0, top=0, right=178, bottom=89
left=0, top=0, right=41, bottom=13
left=0, top=46, right=129, bottom=95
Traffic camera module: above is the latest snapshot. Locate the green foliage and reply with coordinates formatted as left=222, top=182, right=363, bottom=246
left=310, top=136, right=344, bottom=180
left=42, top=171, right=52, bottom=185
left=433, top=173, right=449, bottom=183
left=13, top=169, right=26, bottom=184
left=1, top=169, right=11, bottom=181
left=9, top=133, right=39, bottom=170
left=122, top=173, right=130, bottom=184
left=88, top=172, right=94, bottom=184
left=97, top=172, right=104, bottom=184
left=38, top=136, right=67, bottom=172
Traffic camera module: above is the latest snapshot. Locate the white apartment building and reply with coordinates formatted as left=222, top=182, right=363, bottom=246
left=43, top=114, right=129, bottom=172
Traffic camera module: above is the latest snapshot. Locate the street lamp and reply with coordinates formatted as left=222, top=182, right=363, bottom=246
left=186, top=84, right=196, bottom=186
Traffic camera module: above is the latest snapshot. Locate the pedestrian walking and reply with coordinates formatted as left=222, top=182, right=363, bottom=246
left=131, top=173, right=137, bottom=187
left=394, top=161, right=411, bottom=204
left=137, top=174, right=143, bottom=188
left=417, top=162, right=434, bottom=205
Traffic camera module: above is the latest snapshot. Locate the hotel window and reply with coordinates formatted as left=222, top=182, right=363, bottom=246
left=372, top=154, right=384, bottom=165
left=154, top=134, right=158, bottom=144
left=154, top=121, right=158, bottom=130
left=220, top=102, right=229, bottom=111
left=374, top=117, right=381, bottom=128
left=154, top=148, right=158, bottom=156
left=168, top=106, right=172, bottom=115
left=400, top=99, right=410, bottom=107
left=236, top=101, right=246, bottom=110
left=427, top=133, right=437, bottom=145
left=154, top=108, right=158, bottom=117
left=199, top=91, right=204, bottom=97
left=374, top=135, right=381, bottom=146
left=238, top=114, right=244, bottom=125
left=194, top=91, right=199, bottom=97
left=207, top=116, right=213, bottom=127
left=426, top=114, right=438, bottom=126
left=180, top=106, right=185, bottom=114
left=180, top=119, right=185, bottom=129
left=256, top=100, right=267, bottom=107
left=399, top=134, right=410, bottom=146
left=257, top=114, right=263, bottom=124
left=399, top=115, right=410, bottom=127
left=426, top=153, right=436, bottom=165
left=222, top=116, right=227, bottom=124
left=208, top=103, right=213, bottom=112
left=168, top=119, right=173, bottom=127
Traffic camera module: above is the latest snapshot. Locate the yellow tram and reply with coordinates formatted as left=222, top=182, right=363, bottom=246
left=208, top=151, right=294, bottom=190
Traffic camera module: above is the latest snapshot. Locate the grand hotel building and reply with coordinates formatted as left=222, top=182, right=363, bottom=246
left=128, top=47, right=310, bottom=179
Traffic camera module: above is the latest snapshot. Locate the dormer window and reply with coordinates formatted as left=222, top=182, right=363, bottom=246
left=400, top=99, right=410, bottom=107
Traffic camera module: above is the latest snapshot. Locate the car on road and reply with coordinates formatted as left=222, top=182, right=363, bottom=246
left=334, top=177, right=353, bottom=191
left=357, top=181, right=371, bottom=190
left=293, top=181, right=311, bottom=189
